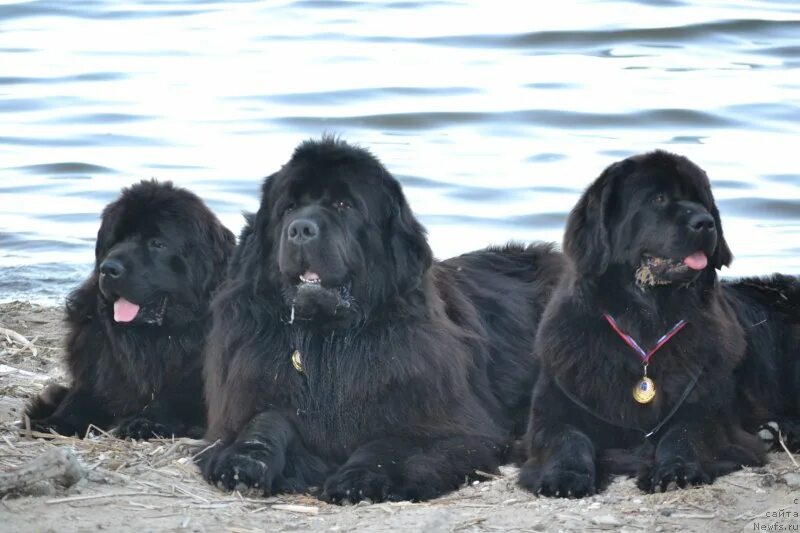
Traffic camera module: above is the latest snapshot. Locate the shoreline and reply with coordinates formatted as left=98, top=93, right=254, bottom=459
left=0, top=301, right=798, bottom=532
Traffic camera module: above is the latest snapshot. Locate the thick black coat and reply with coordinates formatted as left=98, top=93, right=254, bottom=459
left=200, top=138, right=564, bottom=502
left=725, top=275, right=800, bottom=450
left=520, top=151, right=768, bottom=498
left=25, top=180, right=235, bottom=439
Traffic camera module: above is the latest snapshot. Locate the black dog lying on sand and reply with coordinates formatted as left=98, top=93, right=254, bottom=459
left=520, top=151, right=799, bottom=498
left=199, top=137, right=564, bottom=502
left=727, top=274, right=800, bottom=452
left=25, top=180, right=235, bottom=440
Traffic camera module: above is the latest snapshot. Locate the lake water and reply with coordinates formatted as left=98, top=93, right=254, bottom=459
left=1, top=0, right=799, bottom=304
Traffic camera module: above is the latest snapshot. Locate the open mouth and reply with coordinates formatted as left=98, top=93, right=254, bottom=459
left=112, top=296, right=168, bottom=325
left=296, top=271, right=350, bottom=301
left=288, top=270, right=353, bottom=323
left=295, top=271, right=352, bottom=302
left=635, top=251, right=708, bottom=287
left=299, top=271, right=322, bottom=285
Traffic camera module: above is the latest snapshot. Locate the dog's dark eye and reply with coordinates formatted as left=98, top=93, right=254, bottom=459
left=653, top=194, right=668, bottom=206
left=333, top=200, right=351, bottom=210
left=149, top=238, right=166, bottom=249
left=284, top=202, right=296, bottom=214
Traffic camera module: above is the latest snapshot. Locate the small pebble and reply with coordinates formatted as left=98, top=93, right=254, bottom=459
left=591, top=514, right=622, bottom=527
left=783, top=473, right=800, bottom=488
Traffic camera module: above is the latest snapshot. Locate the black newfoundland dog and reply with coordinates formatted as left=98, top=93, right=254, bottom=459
left=520, top=150, right=799, bottom=498
left=727, top=274, right=800, bottom=451
left=200, top=137, right=563, bottom=502
left=25, top=180, right=236, bottom=439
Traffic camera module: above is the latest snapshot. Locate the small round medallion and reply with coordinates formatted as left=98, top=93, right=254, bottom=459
left=632, top=376, right=656, bottom=404
left=291, top=349, right=304, bottom=373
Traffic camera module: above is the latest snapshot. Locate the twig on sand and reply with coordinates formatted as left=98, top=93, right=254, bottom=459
left=474, top=470, right=503, bottom=480
left=46, top=491, right=182, bottom=505
left=777, top=432, right=799, bottom=469
left=721, top=479, right=756, bottom=492
left=19, top=429, right=70, bottom=440
left=0, top=364, right=49, bottom=381
left=171, top=483, right=210, bottom=503
left=191, top=439, right=220, bottom=461
left=272, top=504, right=320, bottom=514
left=453, top=517, right=487, bottom=530
left=85, top=423, right=117, bottom=440
left=0, top=327, right=38, bottom=357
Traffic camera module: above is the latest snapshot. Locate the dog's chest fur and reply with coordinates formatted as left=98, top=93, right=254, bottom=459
left=259, top=324, right=469, bottom=461
left=94, top=322, right=199, bottom=414
left=540, top=284, right=746, bottom=437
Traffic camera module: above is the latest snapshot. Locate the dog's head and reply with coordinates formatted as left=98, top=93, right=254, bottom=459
left=245, top=137, right=432, bottom=327
left=94, top=180, right=235, bottom=326
left=563, top=151, right=732, bottom=286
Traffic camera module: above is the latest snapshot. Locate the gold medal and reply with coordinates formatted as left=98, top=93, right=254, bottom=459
left=633, top=376, right=656, bottom=404
left=604, top=314, right=686, bottom=406
left=291, top=349, right=304, bottom=373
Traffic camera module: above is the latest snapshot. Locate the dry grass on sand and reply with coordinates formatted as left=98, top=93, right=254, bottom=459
left=0, top=301, right=798, bottom=532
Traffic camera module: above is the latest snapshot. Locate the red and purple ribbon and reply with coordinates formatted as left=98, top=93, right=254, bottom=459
left=603, top=313, right=687, bottom=365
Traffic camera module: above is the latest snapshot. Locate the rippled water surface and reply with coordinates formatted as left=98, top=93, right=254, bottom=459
left=1, top=0, right=799, bottom=302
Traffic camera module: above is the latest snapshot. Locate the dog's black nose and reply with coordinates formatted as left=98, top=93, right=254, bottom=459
left=287, top=218, right=320, bottom=245
left=100, top=258, right=125, bottom=279
left=688, top=213, right=715, bottom=232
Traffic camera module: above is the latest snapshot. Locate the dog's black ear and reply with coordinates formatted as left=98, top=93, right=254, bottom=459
left=232, top=173, right=277, bottom=285
left=704, top=183, right=733, bottom=269
left=563, top=160, right=630, bottom=275
left=65, top=273, right=101, bottom=323
left=94, top=199, right=124, bottom=267
left=201, top=219, right=237, bottom=297
left=253, top=172, right=276, bottom=233
left=387, top=181, right=433, bottom=293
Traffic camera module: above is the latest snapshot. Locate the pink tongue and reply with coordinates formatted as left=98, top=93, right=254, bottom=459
left=683, top=251, right=708, bottom=271
left=303, top=271, right=320, bottom=281
left=113, top=298, right=140, bottom=323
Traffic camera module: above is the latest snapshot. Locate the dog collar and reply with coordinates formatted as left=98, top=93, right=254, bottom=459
left=603, top=313, right=687, bottom=403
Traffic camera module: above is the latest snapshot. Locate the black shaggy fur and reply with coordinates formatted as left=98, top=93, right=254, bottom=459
left=199, top=137, right=564, bottom=502
left=24, top=180, right=235, bottom=439
left=725, top=275, right=800, bottom=451
left=519, top=151, right=769, bottom=498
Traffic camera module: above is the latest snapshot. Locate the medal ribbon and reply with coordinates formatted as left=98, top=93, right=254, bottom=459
left=603, top=314, right=687, bottom=365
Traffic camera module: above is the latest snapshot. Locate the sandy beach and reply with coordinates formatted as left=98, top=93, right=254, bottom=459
left=0, top=300, right=798, bottom=532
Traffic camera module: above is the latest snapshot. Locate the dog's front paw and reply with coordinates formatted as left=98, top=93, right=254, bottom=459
left=321, top=466, right=393, bottom=504
left=27, top=416, right=82, bottom=438
left=637, top=458, right=712, bottom=493
left=758, top=420, right=800, bottom=453
left=116, top=417, right=178, bottom=440
left=519, top=460, right=596, bottom=498
left=203, top=444, right=279, bottom=495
